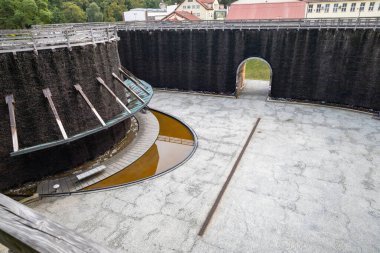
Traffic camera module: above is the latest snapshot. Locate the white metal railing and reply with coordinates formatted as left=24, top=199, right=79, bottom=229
left=0, top=25, right=119, bottom=53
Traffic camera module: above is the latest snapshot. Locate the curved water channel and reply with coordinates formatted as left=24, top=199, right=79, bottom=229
left=84, top=110, right=197, bottom=191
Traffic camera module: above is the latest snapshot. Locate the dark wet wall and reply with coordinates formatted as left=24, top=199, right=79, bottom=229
left=0, top=42, right=130, bottom=190
left=118, top=29, right=380, bottom=111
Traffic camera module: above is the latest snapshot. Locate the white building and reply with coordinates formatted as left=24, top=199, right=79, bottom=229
left=123, top=4, right=178, bottom=21
left=306, top=0, right=380, bottom=18
left=175, top=0, right=221, bottom=20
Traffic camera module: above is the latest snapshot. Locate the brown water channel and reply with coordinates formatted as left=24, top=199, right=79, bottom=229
left=85, top=110, right=196, bottom=190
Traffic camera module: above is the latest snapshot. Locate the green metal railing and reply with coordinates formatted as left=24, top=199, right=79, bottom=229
left=10, top=72, right=153, bottom=157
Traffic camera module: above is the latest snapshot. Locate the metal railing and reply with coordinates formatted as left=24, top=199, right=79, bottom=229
left=0, top=25, right=119, bottom=53
left=30, top=18, right=380, bottom=31
left=119, top=18, right=379, bottom=31
left=10, top=74, right=154, bottom=157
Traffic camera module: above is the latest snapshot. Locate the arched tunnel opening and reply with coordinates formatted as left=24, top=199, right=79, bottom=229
left=235, top=57, right=272, bottom=98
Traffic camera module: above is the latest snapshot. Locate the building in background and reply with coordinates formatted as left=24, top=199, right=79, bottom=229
left=162, top=10, right=202, bottom=20
left=226, top=0, right=380, bottom=20
left=215, top=8, right=228, bottom=19
left=226, top=0, right=306, bottom=20
left=305, top=0, right=380, bottom=18
left=227, top=0, right=306, bottom=20
left=123, top=3, right=178, bottom=21
left=174, top=0, right=223, bottom=20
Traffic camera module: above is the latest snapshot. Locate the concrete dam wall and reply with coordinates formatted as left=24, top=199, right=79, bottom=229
left=0, top=41, right=131, bottom=190
left=118, top=29, right=380, bottom=111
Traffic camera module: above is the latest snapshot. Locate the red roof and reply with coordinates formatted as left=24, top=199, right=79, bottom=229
left=226, top=2, right=306, bottom=20
left=196, top=0, right=214, bottom=10
left=198, top=0, right=214, bottom=4
left=163, top=11, right=201, bottom=21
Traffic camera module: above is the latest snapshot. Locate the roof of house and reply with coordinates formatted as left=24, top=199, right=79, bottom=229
left=226, top=1, right=306, bottom=19
left=232, top=0, right=301, bottom=4
left=198, top=0, right=215, bottom=4
left=304, top=0, right=360, bottom=2
left=175, top=0, right=217, bottom=11
left=163, top=11, right=201, bottom=20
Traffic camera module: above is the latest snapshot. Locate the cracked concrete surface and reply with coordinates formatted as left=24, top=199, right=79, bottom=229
left=5, top=80, right=380, bottom=252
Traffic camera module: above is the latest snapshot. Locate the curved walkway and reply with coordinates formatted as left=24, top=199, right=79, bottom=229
left=37, top=111, right=159, bottom=195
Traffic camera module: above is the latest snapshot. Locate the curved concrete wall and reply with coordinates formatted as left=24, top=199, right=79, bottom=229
left=0, top=41, right=130, bottom=190
left=118, top=29, right=380, bottom=111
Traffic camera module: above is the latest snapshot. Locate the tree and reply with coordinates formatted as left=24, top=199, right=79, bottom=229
left=72, top=0, right=90, bottom=10
left=144, top=0, right=158, bottom=8
left=0, top=0, right=51, bottom=28
left=125, top=0, right=143, bottom=10
left=35, top=0, right=52, bottom=23
left=218, top=0, right=236, bottom=7
left=104, top=0, right=126, bottom=22
left=0, top=0, right=17, bottom=28
left=61, top=2, right=87, bottom=23
left=50, top=6, right=65, bottom=23
left=86, top=2, right=103, bottom=22
left=14, top=0, right=39, bottom=28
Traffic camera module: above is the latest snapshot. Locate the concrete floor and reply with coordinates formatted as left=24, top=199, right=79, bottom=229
left=8, top=80, right=380, bottom=252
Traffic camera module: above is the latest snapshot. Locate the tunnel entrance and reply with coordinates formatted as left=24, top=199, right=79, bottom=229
left=235, top=57, right=272, bottom=98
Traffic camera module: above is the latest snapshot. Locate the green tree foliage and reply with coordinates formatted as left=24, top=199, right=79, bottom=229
left=86, top=2, right=103, bottom=22
left=104, top=0, right=126, bottom=21
left=144, top=0, right=158, bottom=8
left=0, top=0, right=18, bottom=28
left=0, top=0, right=52, bottom=28
left=61, top=2, right=87, bottom=23
left=218, top=0, right=236, bottom=7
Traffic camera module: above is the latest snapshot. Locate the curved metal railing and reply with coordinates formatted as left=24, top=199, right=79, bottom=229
left=0, top=25, right=119, bottom=53
left=10, top=71, right=153, bottom=157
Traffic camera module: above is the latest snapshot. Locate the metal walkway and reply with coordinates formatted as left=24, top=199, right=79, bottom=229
left=37, top=110, right=159, bottom=196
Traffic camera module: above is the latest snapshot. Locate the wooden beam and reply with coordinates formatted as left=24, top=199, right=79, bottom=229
left=5, top=95, right=19, bottom=152
left=112, top=73, right=145, bottom=103
left=0, top=193, right=112, bottom=253
left=74, top=85, right=106, bottom=127
left=96, top=77, right=131, bottom=114
left=43, top=88, right=68, bottom=140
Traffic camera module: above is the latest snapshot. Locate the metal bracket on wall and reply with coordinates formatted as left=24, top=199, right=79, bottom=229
left=5, top=94, right=19, bottom=152
left=112, top=73, right=145, bottom=103
left=96, top=77, right=131, bottom=114
left=74, top=84, right=106, bottom=127
left=42, top=88, right=68, bottom=140
left=118, top=67, right=150, bottom=94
